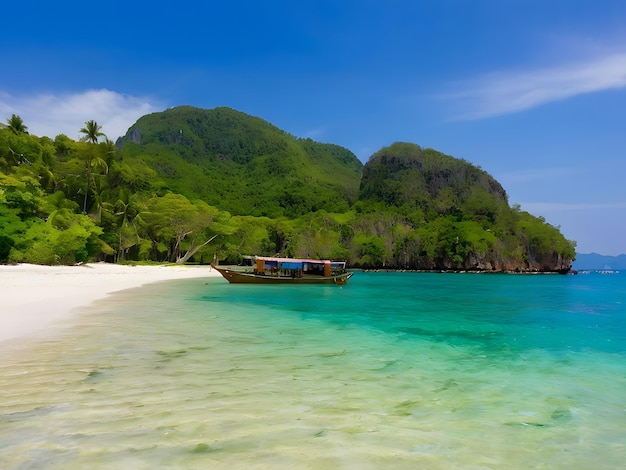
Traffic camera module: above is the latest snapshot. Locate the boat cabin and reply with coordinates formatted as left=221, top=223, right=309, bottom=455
left=253, top=256, right=347, bottom=278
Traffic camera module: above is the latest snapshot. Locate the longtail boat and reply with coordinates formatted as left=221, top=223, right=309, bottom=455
left=211, top=256, right=353, bottom=284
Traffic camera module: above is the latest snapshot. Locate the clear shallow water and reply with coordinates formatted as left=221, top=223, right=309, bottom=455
left=1, top=272, right=625, bottom=469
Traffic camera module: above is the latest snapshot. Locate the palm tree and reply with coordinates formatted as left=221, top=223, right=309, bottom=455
left=6, top=114, right=28, bottom=134
left=79, top=120, right=107, bottom=213
left=79, top=120, right=105, bottom=144
left=109, top=190, right=144, bottom=262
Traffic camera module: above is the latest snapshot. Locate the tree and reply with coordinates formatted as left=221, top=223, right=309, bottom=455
left=79, top=120, right=105, bottom=145
left=78, top=120, right=107, bottom=213
left=0, top=205, right=27, bottom=262
left=142, top=194, right=221, bottom=263
left=8, top=212, right=104, bottom=265
left=106, top=189, right=145, bottom=262
left=6, top=114, right=28, bottom=134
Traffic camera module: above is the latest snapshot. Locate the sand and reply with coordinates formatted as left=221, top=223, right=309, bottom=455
left=0, top=263, right=220, bottom=343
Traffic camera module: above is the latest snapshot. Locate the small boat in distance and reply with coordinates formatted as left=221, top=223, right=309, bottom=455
left=211, top=256, right=353, bottom=284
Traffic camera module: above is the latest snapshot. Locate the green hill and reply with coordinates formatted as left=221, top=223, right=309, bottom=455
left=117, top=106, right=363, bottom=218
left=360, top=142, right=506, bottom=207
left=352, top=142, right=575, bottom=272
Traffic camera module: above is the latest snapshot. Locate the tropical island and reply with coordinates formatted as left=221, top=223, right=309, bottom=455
left=0, top=106, right=575, bottom=272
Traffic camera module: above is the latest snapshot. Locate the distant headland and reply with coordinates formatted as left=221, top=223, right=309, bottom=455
left=573, top=253, right=626, bottom=270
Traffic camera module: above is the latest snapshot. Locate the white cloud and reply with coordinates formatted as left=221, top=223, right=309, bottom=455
left=0, top=89, right=162, bottom=141
left=446, top=52, right=626, bottom=120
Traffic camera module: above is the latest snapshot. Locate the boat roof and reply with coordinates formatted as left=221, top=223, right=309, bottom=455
left=254, top=256, right=345, bottom=265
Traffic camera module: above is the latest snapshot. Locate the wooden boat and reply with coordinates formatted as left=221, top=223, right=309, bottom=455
left=211, top=256, right=353, bottom=284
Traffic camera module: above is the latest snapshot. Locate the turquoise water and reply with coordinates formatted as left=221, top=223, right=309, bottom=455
left=1, top=272, right=625, bottom=469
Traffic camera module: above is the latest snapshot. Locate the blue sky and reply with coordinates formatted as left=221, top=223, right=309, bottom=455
left=2, top=0, right=626, bottom=255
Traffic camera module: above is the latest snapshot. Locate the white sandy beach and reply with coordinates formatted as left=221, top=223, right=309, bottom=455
left=0, top=263, right=220, bottom=343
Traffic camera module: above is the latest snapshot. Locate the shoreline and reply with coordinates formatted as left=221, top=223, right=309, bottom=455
left=0, top=262, right=220, bottom=344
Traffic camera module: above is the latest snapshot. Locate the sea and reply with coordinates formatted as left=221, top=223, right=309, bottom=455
left=1, top=271, right=625, bottom=469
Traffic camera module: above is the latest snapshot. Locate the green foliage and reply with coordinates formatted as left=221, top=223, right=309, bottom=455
left=79, top=120, right=105, bottom=144
left=100, top=189, right=145, bottom=262
left=117, top=106, right=362, bottom=218
left=354, top=142, right=575, bottom=270
left=0, top=205, right=27, bottom=262
left=360, top=142, right=507, bottom=211
left=6, top=114, right=28, bottom=135
left=352, top=233, right=386, bottom=267
left=515, top=210, right=577, bottom=267
left=139, top=193, right=230, bottom=263
left=2, top=185, right=42, bottom=217
left=223, top=215, right=278, bottom=261
left=9, top=212, right=103, bottom=265
left=0, top=110, right=576, bottom=271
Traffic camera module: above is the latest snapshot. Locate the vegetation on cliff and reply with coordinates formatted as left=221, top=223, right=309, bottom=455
left=352, top=143, right=574, bottom=271
left=117, top=106, right=363, bottom=218
left=0, top=107, right=576, bottom=271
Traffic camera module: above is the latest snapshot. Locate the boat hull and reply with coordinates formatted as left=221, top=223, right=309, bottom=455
left=211, top=265, right=353, bottom=285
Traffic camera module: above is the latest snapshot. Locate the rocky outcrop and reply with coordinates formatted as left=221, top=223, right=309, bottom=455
left=424, top=253, right=572, bottom=273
